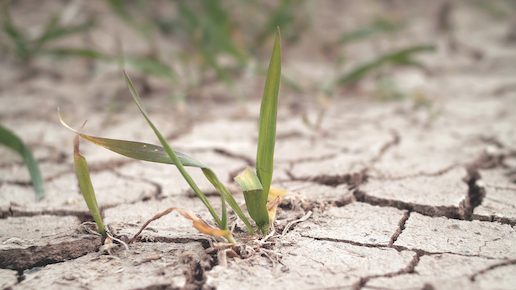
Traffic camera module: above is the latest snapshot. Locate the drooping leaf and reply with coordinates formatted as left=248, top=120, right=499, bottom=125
left=124, top=72, right=253, bottom=232
left=337, top=44, right=435, bottom=87
left=0, top=125, right=44, bottom=199
left=58, top=111, right=254, bottom=232
left=73, top=136, right=106, bottom=238
left=125, top=71, right=224, bottom=228
left=252, top=28, right=281, bottom=233
left=130, top=207, right=235, bottom=243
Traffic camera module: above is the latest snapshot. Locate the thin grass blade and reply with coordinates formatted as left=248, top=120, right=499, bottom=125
left=253, top=28, right=281, bottom=232
left=42, top=48, right=107, bottom=59
left=73, top=136, right=106, bottom=238
left=337, top=44, right=435, bottom=86
left=58, top=112, right=254, bottom=232
left=35, top=19, right=94, bottom=49
left=0, top=125, right=44, bottom=199
left=2, top=3, right=30, bottom=60
left=339, top=18, right=402, bottom=45
left=123, top=71, right=223, bottom=228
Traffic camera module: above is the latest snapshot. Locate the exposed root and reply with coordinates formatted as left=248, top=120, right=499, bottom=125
left=281, top=211, right=313, bottom=236
left=128, top=207, right=232, bottom=244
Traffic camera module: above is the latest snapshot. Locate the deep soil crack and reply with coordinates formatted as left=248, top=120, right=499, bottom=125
left=388, top=211, right=410, bottom=247
left=469, top=259, right=516, bottom=282
left=300, top=234, right=505, bottom=261
left=459, top=166, right=486, bottom=220
left=352, top=251, right=420, bottom=290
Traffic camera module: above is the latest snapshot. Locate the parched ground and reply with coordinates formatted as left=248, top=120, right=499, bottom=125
left=1, top=1, right=516, bottom=289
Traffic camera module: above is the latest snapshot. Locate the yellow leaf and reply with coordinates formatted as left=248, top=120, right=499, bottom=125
left=130, top=207, right=235, bottom=243
left=177, top=209, right=232, bottom=239
left=267, top=187, right=287, bottom=223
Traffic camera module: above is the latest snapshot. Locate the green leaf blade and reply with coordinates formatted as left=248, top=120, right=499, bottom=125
left=256, top=29, right=281, bottom=198
left=0, top=125, right=44, bottom=200
left=73, top=137, right=106, bottom=238
left=123, top=71, right=224, bottom=228
left=252, top=29, right=282, bottom=232
left=235, top=168, right=265, bottom=233
left=58, top=111, right=254, bottom=232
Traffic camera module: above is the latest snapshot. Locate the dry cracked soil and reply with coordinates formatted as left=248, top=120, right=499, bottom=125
left=1, top=1, right=516, bottom=289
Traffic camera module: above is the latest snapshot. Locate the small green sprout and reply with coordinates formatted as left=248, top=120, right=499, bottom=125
left=60, top=30, right=283, bottom=242
left=0, top=125, right=44, bottom=200
left=73, top=136, right=106, bottom=238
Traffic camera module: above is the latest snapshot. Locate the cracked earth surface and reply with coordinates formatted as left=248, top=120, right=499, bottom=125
left=1, top=1, right=516, bottom=289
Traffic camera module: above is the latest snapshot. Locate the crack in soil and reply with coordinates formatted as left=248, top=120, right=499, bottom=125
left=288, top=169, right=368, bottom=189
left=469, top=259, right=516, bottom=282
left=354, top=189, right=515, bottom=226
left=0, top=235, right=102, bottom=271
left=353, top=190, right=463, bottom=220
left=388, top=211, right=410, bottom=247
left=352, top=251, right=421, bottom=290
left=113, top=171, right=163, bottom=200
left=212, top=148, right=255, bottom=166
left=4, top=209, right=93, bottom=223
left=472, top=213, right=516, bottom=226
left=369, top=130, right=400, bottom=164
left=131, top=284, right=180, bottom=290
left=459, top=166, right=486, bottom=220
left=369, top=164, right=461, bottom=181
left=300, top=234, right=504, bottom=261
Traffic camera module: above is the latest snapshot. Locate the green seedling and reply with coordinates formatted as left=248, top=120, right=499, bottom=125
left=337, top=44, right=435, bottom=87
left=73, top=136, right=106, bottom=238
left=256, top=0, right=309, bottom=46
left=0, top=125, right=44, bottom=199
left=338, top=18, right=403, bottom=45
left=60, top=30, right=283, bottom=242
left=165, top=0, right=247, bottom=87
left=1, top=0, right=95, bottom=64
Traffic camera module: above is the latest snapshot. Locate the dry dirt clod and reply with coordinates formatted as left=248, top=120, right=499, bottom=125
left=0, top=215, right=102, bottom=271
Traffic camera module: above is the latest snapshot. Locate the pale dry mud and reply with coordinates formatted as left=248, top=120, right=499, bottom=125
left=1, top=0, right=516, bottom=289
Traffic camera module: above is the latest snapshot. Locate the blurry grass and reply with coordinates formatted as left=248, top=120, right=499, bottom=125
left=338, top=18, right=403, bottom=45
left=103, top=0, right=306, bottom=100
left=0, top=125, right=44, bottom=199
left=337, top=44, right=435, bottom=87
left=1, top=0, right=94, bottom=63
